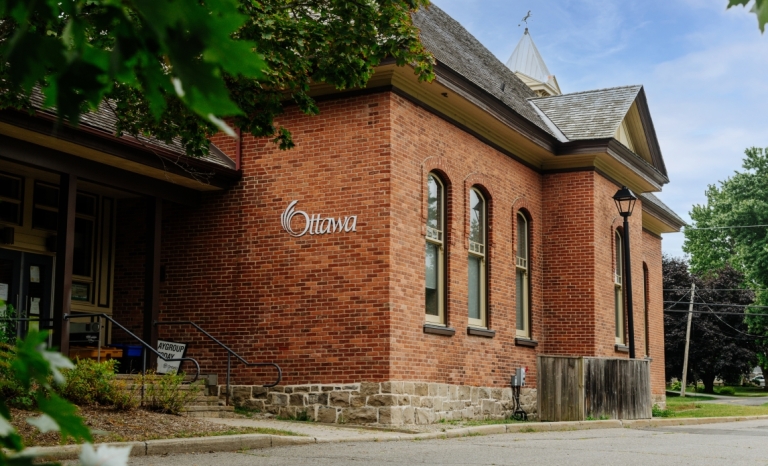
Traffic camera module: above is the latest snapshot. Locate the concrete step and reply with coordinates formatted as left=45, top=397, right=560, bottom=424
left=182, top=405, right=235, bottom=418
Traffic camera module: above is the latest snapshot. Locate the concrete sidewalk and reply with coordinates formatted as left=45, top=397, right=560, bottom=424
left=37, top=414, right=768, bottom=462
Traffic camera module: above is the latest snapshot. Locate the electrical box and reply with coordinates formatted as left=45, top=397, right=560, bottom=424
left=511, top=367, right=526, bottom=387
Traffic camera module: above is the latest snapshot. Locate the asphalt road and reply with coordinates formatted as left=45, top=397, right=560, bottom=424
left=128, top=419, right=768, bottom=466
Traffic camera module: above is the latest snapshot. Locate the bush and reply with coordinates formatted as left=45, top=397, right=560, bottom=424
left=140, top=371, right=202, bottom=415
left=717, top=386, right=736, bottom=396
left=668, top=380, right=681, bottom=391
left=0, top=342, right=36, bottom=409
left=58, top=358, right=139, bottom=410
left=652, top=404, right=672, bottom=417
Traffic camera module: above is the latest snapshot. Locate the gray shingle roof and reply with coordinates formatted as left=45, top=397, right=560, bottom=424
left=529, top=85, right=642, bottom=140
left=641, top=193, right=686, bottom=230
left=412, top=5, right=556, bottom=137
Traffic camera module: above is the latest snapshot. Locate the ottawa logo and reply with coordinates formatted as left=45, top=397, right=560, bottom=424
left=281, top=201, right=358, bottom=237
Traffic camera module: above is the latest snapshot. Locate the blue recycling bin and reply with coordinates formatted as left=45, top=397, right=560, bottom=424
left=109, top=344, right=144, bottom=373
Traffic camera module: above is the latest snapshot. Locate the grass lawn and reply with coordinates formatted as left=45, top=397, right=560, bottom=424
left=717, top=386, right=768, bottom=397
left=659, top=394, right=768, bottom=418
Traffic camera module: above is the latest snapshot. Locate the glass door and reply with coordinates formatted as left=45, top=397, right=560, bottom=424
left=21, top=253, right=54, bottom=333
left=0, top=248, right=21, bottom=341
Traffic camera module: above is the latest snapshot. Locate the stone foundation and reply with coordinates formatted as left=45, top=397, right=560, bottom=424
left=651, top=393, right=666, bottom=409
left=222, top=381, right=537, bottom=425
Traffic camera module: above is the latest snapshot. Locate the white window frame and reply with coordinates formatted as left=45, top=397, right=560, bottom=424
left=615, top=230, right=625, bottom=345
left=515, top=212, right=529, bottom=338
left=425, top=173, right=445, bottom=325
left=468, top=187, right=487, bottom=328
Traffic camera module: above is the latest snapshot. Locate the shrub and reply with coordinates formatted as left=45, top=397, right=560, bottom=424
left=0, top=342, right=36, bottom=409
left=58, top=358, right=139, bottom=410
left=668, top=380, right=681, bottom=391
left=140, top=371, right=202, bottom=415
left=717, top=386, right=736, bottom=396
left=652, top=404, right=672, bottom=417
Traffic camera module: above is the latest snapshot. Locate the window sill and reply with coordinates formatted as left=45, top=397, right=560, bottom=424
left=423, top=324, right=455, bottom=336
left=467, top=327, right=496, bottom=338
left=514, top=337, right=538, bottom=348
left=614, top=344, right=629, bottom=353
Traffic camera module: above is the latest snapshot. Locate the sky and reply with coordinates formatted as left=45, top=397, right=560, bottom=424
left=430, top=0, right=768, bottom=259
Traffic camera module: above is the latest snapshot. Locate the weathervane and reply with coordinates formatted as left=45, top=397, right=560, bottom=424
left=518, top=10, right=531, bottom=27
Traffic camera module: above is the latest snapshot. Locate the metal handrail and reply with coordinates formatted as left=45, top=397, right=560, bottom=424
left=155, top=320, right=282, bottom=405
left=67, top=313, right=200, bottom=384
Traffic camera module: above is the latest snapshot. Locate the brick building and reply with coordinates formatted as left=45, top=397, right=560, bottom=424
left=0, top=5, right=683, bottom=424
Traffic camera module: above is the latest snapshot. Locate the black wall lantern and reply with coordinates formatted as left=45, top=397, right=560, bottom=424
left=613, top=186, right=637, bottom=359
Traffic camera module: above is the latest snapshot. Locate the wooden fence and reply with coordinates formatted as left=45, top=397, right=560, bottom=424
left=537, top=356, right=651, bottom=422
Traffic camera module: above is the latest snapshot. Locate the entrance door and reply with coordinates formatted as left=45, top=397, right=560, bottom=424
left=0, top=248, right=54, bottom=338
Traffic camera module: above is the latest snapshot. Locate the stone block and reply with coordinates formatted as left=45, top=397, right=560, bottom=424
left=243, top=399, right=265, bottom=411
left=308, top=393, right=328, bottom=405
left=403, top=406, right=415, bottom=424
left=360, top=383, right=380, bottom=396
left=271, top=393, right=289, bottom=407
left=292, top=385, right=311, bottom=393
left=342, top=407, right=378, bottom=424
left=381, top=381, right=403, bottom=394
left=414, top=383, right=429, bottom=396
left=415, top=408, right=436, bottom=425
left=321, top=386, right=335, bottom=392
left=481, top=399, right=500, bottom=416
left=491, top=388, right=503, bottom=401
left=349, top=395, right=366, bottom=408
left=231, top=386, right=252, bottom=404
left=428, top=383, right=439, bottom=397
left=329, top=391, right=350, bottom=407
left=265, top=405, right=280, bottom=415
left=368, top=394, right=398, bottom=407
left=252, top=387, right=269, bottom=399
left=478, top=388, right=491, bottom=400
left=269, top=386, right=285, bottom=393
left=343, top=385, right=359, bottom=391
left=398, top=395, right=411, bottom=406
left=402, top=382, right=415, bottom=395
left=310, top=385, right=320, bottom=392
left=470, top=387, right=480, bottom=404
left=289, top=393, right=306, bottom=407
left=437, top=384, right=449, bottom=397
left=378, top=407, right=403, bottom=426
left=448, top=385, right=458, bottom=400
left=462, top=407, right=475, bottom=420
left=409, top=396, right=421, bottom=406
left=317, top=407, right=338, bottom=423
left=459, top=385, right=471, bottom=400
left=501, top=388, right=512, bottom=401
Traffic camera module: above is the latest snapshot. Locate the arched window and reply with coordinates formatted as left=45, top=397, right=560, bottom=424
left=425, top=173, right=445, bottom=324
left=516, top=212, right=529, bottom=338
left=615, top=230, right=625, bottom=345
left=468, top=187, right=487, bottom=328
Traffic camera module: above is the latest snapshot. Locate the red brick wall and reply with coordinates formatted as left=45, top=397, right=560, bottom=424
left=388, top=93, right=544, bottom=389
left=155, top=92, right=394, bottom=385
left=642, top=229, right=665, bottom=396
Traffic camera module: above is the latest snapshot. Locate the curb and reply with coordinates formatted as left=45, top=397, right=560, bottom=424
left=28, top=414, right=768, bottom=461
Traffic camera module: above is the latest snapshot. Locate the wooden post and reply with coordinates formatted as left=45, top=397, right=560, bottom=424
left=52, top=173, right=77, bottom=355
left=681, top=283, right=696, bottom=397
left=143, top=197, right=162, bottom=363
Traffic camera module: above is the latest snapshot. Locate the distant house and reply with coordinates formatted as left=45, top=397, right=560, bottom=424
left=0, top=5, right=683, bottom=424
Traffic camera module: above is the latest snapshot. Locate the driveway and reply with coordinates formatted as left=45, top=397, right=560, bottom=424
left=127, top=419, right=768, bottom=466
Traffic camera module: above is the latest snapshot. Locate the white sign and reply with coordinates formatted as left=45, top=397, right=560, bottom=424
left=156, top=340, right=187, bottom=375
left=281, top=201, right=358, bottom=237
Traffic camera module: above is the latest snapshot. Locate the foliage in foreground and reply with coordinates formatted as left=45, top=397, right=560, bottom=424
left=0, top=330, right=131, bottom=466
left=140, top=371, right=202, bottom=415
left=0, top=0, right=435, bottom=156
left=728, top=0, right=768, bottom=32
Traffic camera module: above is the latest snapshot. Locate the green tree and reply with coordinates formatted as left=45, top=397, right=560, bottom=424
left=684, top=147, right=768, bottom=389
left=663, top=256, right=756, bottom=393
left=728, top=0, right=768, bottom=33
left=0, top=0, right=434, bottom=157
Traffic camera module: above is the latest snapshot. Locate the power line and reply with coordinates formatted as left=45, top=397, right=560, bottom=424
left=663, top=301, right=768, bottom=309
left=694, top=290, right=766, bottom=339
left=681, top=224, right=768, bottom=231
left=664, top=309, right=768, bottom=318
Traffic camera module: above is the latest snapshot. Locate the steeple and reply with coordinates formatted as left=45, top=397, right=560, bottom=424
left=506, top=28, right=561, bottom=97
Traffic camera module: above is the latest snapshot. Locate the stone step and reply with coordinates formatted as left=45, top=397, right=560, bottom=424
left=182, top=405, right=235, bottom=418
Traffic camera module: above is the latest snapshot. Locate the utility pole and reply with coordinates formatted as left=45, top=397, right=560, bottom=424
left=681, top=282, right=696, bottom=397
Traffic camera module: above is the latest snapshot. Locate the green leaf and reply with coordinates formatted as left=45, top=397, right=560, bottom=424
left=36, top=394, right=92, bottom=443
